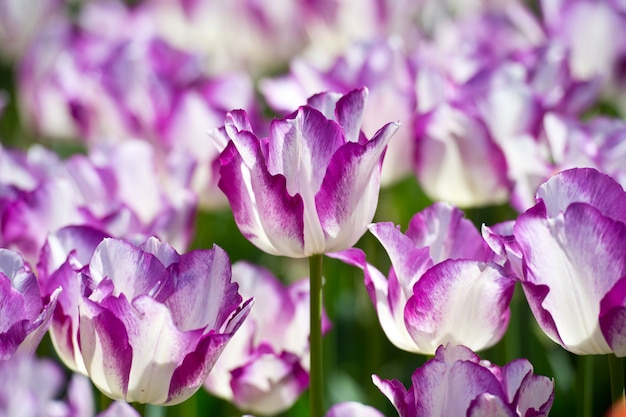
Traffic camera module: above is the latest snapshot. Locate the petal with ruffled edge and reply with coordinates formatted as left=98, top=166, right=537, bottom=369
left=38, top=225, right=110, bottom=277
left=88, top=239, right=172, bottom=302
left=316, top=121, right=399, bottom=254
left=368, top=222, right=433, bottom=293
left=219, top=112, right=305, bottom=257
left=168, top=298, right=252, bottom=405
left=372, top=375, right=411, bottom=417
left=404, top=260, right=514, bottom=354
left=536, top=168, right=626, bottom=223
left=410, top=346, right=506, bottom=416
left=515, top=202, right=626, bottom=354
left=501, top=359, right=554, bottom=417
left=333, top=87, right=367, bottom=143
left=406, top=202, right=491, bottom=263
left=165, top=245, right=242, bottom=332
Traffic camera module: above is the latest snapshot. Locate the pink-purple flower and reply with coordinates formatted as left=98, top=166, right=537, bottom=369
left=513, top=167, right=626, bottom=356
left=37, top=226, right=252, bottom=405
left=337, top=202, right=514, bottom=354
left=204, top=261, right=330, bottom=415
left=374, top=344, right=554, bottom=417
left=215, top=87, right=399, bottom=258
left=0, top=248, right=59, bottom=359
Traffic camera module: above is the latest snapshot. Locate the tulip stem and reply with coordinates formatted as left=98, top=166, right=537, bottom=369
left=579, top=355, right=594, bottom=417
left=309, top=254, right=324, bottom=417
left=609, top=354, right=625, bottom=405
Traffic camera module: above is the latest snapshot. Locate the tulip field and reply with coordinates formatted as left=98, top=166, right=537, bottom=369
left=1, top=1, right=626, bottom=416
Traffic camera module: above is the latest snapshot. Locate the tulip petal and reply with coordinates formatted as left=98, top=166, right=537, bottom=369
left=411, top=356, right=505, bottom=416
left=368, top=222, right=432, bottom=290
left=334, top=87, right=367, bottom=143
left=316, top=122, right=399, bottom=253
left=267, top=106, right=345, bottom=254
left=89, top=239, right=172, bottom=303
left=404, top=260, right=514, bottom=354
left=600, top=276, right=626, bottom=357
left=219, top=134, right=306, bottom=257
left=229, top=349, right=309, bottom=415
left=537, top=167, right=626, bottom=223
left=79, top=295, right=132, bottom=402
left=506, top=361, right=554, bottom=417
left=372, top=374, right=410, bottom=416
left=406, top=202, right=491, bottom=263
left=515, top=202, right=626, bottom=354
left=468, top=394, right=516, bottom=417
left=165, top=246, right=241, bottom=331
left=169, top=297, right=253, bottom=404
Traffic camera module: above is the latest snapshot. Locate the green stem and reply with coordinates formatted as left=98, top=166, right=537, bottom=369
left=609, top=354, right=625, bottom=405
left=309, top=254, right=324, bottom=417
left=145, top=404, right=165, bottom=417
left=579, top=355, right=594, bottom=417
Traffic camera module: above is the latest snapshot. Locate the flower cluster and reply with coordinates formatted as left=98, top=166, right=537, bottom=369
left=1, top=0, right=626, bottom=416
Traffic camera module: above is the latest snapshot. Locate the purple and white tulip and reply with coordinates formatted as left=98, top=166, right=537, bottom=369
left=337, top=202, right=514, bottom=354
left=413, top=103, right=512, bottom=207
left=261, top=38, right=416, bottom=186
left=0, top=248, right=59, bottom=359
left=216, top=87, right=399, bottom=258
left=374, top=343, right=554, bottom=417
left=204, top=261, right=330, bottom=415
left=37, top=226, right=252, bottom=405
left=513, top=167, right=626, bottom=356
left=0, top=354, right=140, bottom=417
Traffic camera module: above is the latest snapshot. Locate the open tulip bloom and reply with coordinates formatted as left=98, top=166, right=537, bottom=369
left=337, top=202, right=515, bottom=355
left=37, top=226, right=252, bottom=405
left=512, top=167, right=626, bottom=356
left=374, top=343, right=554, bottom=417
left=215, top=87, right=399, bottom=258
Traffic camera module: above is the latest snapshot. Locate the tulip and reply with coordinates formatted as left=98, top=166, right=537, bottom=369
left=37, top=227, right=252, bottom=405
left=216, top=87, right=399, bottom=258
left=513, top=167, right=626, bottom=356
left=336, top=202, right=514, bottom=354
left=373, top=343, right=554, bottom=417
left=0, top=248, right=59, bottom=359
left=0, top=354, right=140, bottom=417
left=204, top=261, right=330, bottom=415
